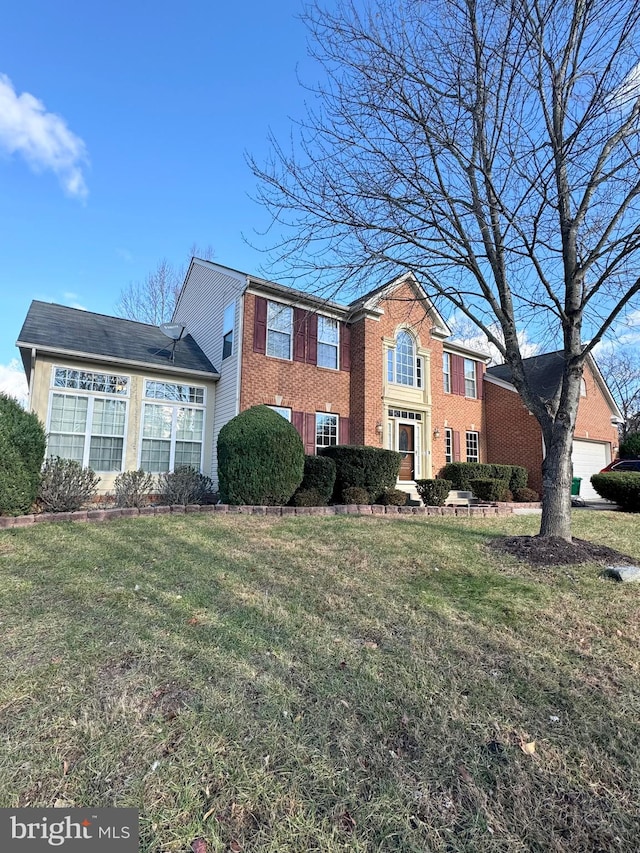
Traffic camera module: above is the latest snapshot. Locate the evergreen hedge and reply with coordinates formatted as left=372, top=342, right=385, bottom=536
left=469, top=477, right=510, bottom=502
left=218, top=406, right=304, bottom=505
left=619, top=432, right=640, bottom=459
left=320, top=445, right=402, bottom=502
left=590, top=472, right=640, bottom=512
left=440, top=462, right=527, bottom=492
left=291, top=455, right=336, bottom=506
left=0, top=393, right=46, bottom=515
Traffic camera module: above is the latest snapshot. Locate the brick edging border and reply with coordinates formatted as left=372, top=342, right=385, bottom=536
left=0, top=501, right=542, bottom=529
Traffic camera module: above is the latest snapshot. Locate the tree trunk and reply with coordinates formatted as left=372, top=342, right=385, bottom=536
left=539, top=421, right=574, bottom=541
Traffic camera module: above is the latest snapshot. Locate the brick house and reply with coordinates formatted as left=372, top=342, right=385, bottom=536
left=485, top=352, right=622, bottom=500
left=16, top=258, right=621, bottom=499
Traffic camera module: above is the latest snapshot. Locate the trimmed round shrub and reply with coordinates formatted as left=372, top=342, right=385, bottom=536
left=415, top=478, right=452, bottom=506
left=218, top=405, right=304, bottom=505
left=377, top=488, right=408, bottom=506
left=114, top=469, right=156, bottom=508
left=469, top=477, right=510, bottom=502
left=341, top=486, right=371, bottom=504
left=0, top=431, right=32, bottom=515
left=290, top=455, right=336, bottom=506
left=0, top=393, right=46, bottom=513
left=321, top=445, right=402, bottom=502
left=159, top=466, right=213, bottom=506
left=38, top=457, right=100, bottom=512
left=591, top=472, right=640, bottom=511
left=290, top=488, right=325, bottom=507
left=513, top=487, right=539, bottom=502
left=619, top=432, right=640, bottom=459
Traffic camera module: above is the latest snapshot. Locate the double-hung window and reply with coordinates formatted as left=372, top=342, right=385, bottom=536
left=47, top=368, right=129, bottom=472
left=445, top=428, right=453, bottom=464
left=266, top=301, right=293, bottom=359
left=315, top=413, right=338, bottom=452
left=466, top=431, right=479, bottom=463
left=464, top=358, right=477, bottom=398
left=387, top=331, right=423, bottom=388
left=141, top=380, right=205, bottom=472
left=443, top=353, right=451, bottom=393
left=222, top=302, right=235, bottom=360
left=317, top=316, right=339, bottom=369
left=267, top=406, right=292, bottom=421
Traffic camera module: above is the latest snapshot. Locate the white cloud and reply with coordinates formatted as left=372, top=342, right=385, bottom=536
left=447, top=313, right=540, bottom=364
left=0, top=73, right=88, bottom=199
left=0, top=359, right=28, bottom=407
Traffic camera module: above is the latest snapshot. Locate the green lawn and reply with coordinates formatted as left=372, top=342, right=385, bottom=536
left=1, top=512, right=639, bottom=852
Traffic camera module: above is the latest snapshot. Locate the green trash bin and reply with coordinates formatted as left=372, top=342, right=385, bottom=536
left=571, top=476, right=582, bottom=496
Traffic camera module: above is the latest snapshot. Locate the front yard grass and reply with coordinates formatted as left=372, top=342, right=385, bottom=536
left=1, top=511, right=639, bottom=852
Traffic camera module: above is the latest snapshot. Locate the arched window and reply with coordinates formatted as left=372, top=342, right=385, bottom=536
left=387, top=330, right=422, bottom=387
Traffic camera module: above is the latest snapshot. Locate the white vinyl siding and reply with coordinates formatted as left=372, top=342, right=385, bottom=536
left=173, top=261, right=246, bottom=486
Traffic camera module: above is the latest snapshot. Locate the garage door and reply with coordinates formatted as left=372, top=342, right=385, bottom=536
left=571, top=440, right=610, bottom=500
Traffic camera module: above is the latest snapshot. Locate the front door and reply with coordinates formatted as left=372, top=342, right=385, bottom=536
left=398, top=424, right=415, bottom=481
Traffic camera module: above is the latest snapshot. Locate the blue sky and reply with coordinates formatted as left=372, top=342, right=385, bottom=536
left=0, top=0, right=315, bottom=399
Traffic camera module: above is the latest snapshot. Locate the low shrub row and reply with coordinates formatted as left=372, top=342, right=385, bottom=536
left=591, top=472, right=640, bottom=512
left=440, top=462, right=528, bottom=492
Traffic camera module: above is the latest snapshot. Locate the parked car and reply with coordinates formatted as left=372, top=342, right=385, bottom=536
left=599, top=458, right=640, bottom=473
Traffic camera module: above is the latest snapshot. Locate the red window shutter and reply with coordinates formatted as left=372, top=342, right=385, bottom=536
left=340, top=323, right=351, bottom=371
left=453, top=430, right=461, bottom=461
left=292, top=410, right=304, bottom=441
left=304, top=412, right=317, bottom=454
left=293, top=308, right=306, bottom=362
left=253, top=296, right=267, bottom=354
left=339, top=416, right=350, bottom=445
left=452, top=355, right=465, bottom=396
left=306, top=313, right=318, bottom=365
left=476, top=362, right=483, bottom=398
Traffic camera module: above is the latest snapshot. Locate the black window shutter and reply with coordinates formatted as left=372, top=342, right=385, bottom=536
left=253, top=296, right=267, bottom=354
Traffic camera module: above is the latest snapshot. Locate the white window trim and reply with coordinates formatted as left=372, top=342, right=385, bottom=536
left=50, top=365, right=131, bottom=398
left=46, top=392, right=129, bottom=473
left=387, top=331, right=423, bottom=389
left=266, top=300, right=293, bottom=361
left=315, top=412, right=339, bottom=453
left=222, top=302, right=235, bottom=360
left=138, top=402, right=205, bottom=473
left=139, top=380, right=207, bottom=473
left=317, top=316, right=340, bottom=370
left=445, top=427, right=453, bottom=464
left=464, top=358, right=477, bottom=399
left=443, top=353, right=451, bottom=394
left=267, top=406, right=292, bottom=421
left=466, top=430, right=480, bottom=463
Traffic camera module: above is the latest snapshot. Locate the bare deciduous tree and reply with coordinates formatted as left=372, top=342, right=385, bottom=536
left=598, top=347, right=640, bottom=438
left=251, top=0, right=640, bottom=540
left=116, top=244, right=215, bottom=325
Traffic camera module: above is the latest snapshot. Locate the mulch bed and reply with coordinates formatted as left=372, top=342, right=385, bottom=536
left=489, top=535, right=637, bottom=566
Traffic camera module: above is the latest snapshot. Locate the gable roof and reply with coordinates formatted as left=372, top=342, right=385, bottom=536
left=485, top=350, right=622, bottom=419
left=347, top=271, right=451, bottom=336
left=17, top=301, right=219, bottom=379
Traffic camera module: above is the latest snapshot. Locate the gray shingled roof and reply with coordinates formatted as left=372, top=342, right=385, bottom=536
left=17, top=301, right=218, bottom=377
left=486, top=351, right=569, bottom=400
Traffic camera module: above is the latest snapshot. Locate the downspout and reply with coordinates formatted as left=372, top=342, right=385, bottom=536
left=28, top=348, right=36, bottom=411
left=234, top=290, right=245, bottom=416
